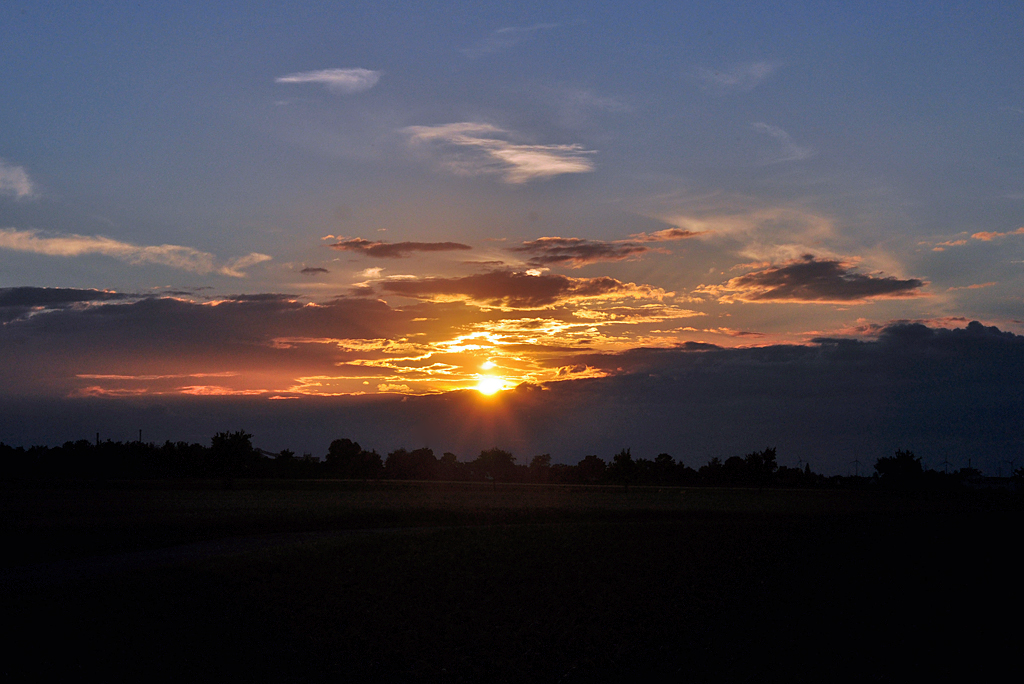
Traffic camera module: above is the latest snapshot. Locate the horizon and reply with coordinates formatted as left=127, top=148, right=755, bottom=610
left=2, top=3, right=1023, bottom=475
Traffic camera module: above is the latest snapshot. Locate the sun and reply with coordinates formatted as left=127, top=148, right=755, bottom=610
left=475, top=375, right=505, bottom=395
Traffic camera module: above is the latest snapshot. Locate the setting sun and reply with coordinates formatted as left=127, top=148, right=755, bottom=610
left=475, top=375, right=505, bottom=395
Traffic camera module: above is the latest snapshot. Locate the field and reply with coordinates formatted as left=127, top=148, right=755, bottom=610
left=2, top=481, right=1020, bottom=681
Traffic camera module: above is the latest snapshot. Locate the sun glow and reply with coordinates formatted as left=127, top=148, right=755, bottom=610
left=475, top=375, right=506, bottom=395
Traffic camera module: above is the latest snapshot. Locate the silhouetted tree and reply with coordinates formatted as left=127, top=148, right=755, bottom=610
left=437, top=452, right=463, bottom=481
left=529, top=454, right=552, bottom=483
left=745, top=447, right=778, bottom=485
left=653, top=453, right=677, bottom=485
left=210, top=430, right=257, bottom=478
left=326, top=438, right=382, bottom=479
left=326, top=438, right=361, bottom=477
left=607, top=448, right=636, bottom=491
left=721, top=456, right=747, bottom=483
left=385, top=447, right=438, bottom=480
left=576, top=454, right=606, bottom=484
left=874, top=449, right=924, bottom=488
left=275, top=449, right=295, bottom=478
left=699, top=457, right=723, bottom=485
left=474, top=448, right=516, bottom=485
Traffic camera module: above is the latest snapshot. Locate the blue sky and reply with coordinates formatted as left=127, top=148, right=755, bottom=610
left=2, top=2, right=1023, bottom=469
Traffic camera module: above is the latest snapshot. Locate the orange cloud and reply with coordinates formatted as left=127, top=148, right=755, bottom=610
left=970, top=227, right=1024, bottom=241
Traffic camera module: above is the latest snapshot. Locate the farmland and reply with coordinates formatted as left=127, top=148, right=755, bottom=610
left=2, top=480, right=1020, bottom=681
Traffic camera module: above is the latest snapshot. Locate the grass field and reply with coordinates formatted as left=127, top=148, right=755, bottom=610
left=2, top=481, right=1020, bottom=681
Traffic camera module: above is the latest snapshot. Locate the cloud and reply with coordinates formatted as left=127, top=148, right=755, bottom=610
left=300, top=267, right=330, bottom=275
left=0, top=286, right=130, bottom=323
left=381, top=270, right=665, bottom=308
left=0, top=158, right=34, bottom=198
left=970, top=227, right=1024, bottom=241
left=926, top=227, right=1023, bottom=250
left=641, top=204, right=840, bottom=264
left=5, top=320, right=1019, bottom=476
left=462, top=23, right=560, bottom=57
left=503, top=230, right=700, bottom=270
left=274, top=68, right=380, bottom=94
left=947, top=282, right=996, bottom=291
left=510, top=237, right=650, bottom=268
left=697, top=61, right=778, bottom=90
left=0, top=228, right=270, bottom=277
left=629, top=228, right=703, bottom=242
left=222, top=252, right=273, bottom=277
left=932, top=239, right=968, bottom=251
left=0, top=286, right=127, bottom=309
left=704, top=255, right=925, bottom=303
left=330, top=238, right=472, bottom=258
left=752, top=122, right=814, bottom=163
left=402, top=122, right=595, bottom=183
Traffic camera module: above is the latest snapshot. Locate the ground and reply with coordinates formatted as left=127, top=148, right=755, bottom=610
left=2, top=481, right=1020, bottom=681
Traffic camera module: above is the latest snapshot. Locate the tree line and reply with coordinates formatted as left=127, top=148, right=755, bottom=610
left=0, top=432, right=1006, bottom=490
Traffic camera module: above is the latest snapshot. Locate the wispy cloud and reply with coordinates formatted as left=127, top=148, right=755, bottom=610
left=330, top=239, right=472, bottom=258
left=701, top=255, right=925, bottom=303
left=0, top=228, right=270, bottom=277
left=697, top=61, right=778, bottom=91
left=752, top=122, right=814, bottom=163
left=927, top=227, right=1024, bottom=250
left=0, top=158, right=35, bottom=198
left=932, top=239, right=968, bottom=251
left=970, top=227, right=1024, bottom=241
left=403, top=122, right=595, bottom=183
left=462, top=23, right=560, bottom=57
left=275, top=68, right=380, bottom=94
left=630, top=227, right=703, bottom=242
left=947, top=282, right=996, bottom=291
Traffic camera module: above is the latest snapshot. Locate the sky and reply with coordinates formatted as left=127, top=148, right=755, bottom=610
left=2, top=2, right=1023, bottom=473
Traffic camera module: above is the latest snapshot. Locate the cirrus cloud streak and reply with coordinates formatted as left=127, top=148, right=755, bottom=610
left=403, top=122, right=595, bottom=183
left=0, top=228, right=270, bottom=277
left=274, top=68, right=380, bottom=94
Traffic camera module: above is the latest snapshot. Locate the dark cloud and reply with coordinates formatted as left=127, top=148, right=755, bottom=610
left=717, top=255, right=925, bottom=303
left=300, top=267, right=329, bottom=275
left=221, top=293, right=300, bottom=303
left=3, top=321, right=1020, bottom=476
left=330, top=239, right=472, bottom=258
left=510, top=237, right=649, bottom=268
left=381, top=270, right=653, bottom=308
left=0, top=293, right=414, bottom=395
left=0, top=286, right=130, bottom=322
left=0, top=286, right=128, bottom=308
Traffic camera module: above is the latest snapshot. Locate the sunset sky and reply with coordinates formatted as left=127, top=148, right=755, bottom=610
left=2, top=3, right=1022, bottom=472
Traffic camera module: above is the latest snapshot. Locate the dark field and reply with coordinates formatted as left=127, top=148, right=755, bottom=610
left=2, top=481, right=1020, bottom=681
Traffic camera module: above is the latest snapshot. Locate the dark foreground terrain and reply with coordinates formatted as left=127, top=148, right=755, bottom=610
left=2, top=481, right=1020, bottom=681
